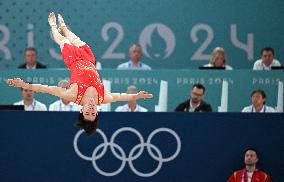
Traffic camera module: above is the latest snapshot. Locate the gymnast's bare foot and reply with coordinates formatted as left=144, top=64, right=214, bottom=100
left=48, top=12, right=57, bottom=27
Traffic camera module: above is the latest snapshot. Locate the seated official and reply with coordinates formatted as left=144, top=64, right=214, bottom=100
left=18, top=47, right=47, bottom=69
left=175, top=83, right=212, bottom=112
left=202, top=47, right=233, bottom=70
left=49, top=80, right=81, bottom=111
left=253, top=47, right=281, bottom=70
left=115, top=85, right=148, bottom=112
left=117, top=43, right=151, bottom=70
left=242, top=89, right=276, bottom=112
left=14, top=86, right=47, bottom=111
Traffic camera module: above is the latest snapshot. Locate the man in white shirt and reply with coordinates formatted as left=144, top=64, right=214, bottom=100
left=117, top=44, right=151, bottom=70
left=14, top=86, right=47, bottom=111
left=242, top=89, right=276, bottom=113
left=115, top=85, right=148, bottom=112
left=49, top=80, right=81, bottom=111
left=253, top=47, right=281, bottom=70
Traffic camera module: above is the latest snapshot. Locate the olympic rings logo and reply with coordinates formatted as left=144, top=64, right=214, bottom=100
left=73, top=127, right=181, bottom=177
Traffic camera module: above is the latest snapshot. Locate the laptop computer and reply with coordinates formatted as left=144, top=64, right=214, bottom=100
left=271, top=66, right=284, bottom=70
left=199, top=66, right=225, bottom=70
left=0, top=105, right=24, bottom=110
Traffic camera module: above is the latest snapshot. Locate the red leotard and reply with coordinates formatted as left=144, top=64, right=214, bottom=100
left=61, top=43, right=104, bottom=105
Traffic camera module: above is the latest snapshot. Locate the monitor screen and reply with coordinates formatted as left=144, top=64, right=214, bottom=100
left=0, top=105, right=24, bottom=110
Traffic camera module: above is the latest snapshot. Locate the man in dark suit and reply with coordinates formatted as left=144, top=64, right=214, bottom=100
left=18, top=48, right=47, bottom=69
left=175, top=83, right=212, bottom=112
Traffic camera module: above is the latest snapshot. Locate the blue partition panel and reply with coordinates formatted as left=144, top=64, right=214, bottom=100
left=0, top=112, right=283, bottom=182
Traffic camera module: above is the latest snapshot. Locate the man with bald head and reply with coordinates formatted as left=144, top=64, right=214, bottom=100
left=117, top=43, right=151, bottom=70
left=48, top=80, right=81, bottom=111
left=115, top=85, right=148, bottom=112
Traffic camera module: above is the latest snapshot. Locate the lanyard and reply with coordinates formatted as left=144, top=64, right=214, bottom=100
left=31, top=100, right=37, bottom=111
left=59, top=102, right=73, bottom=111
left=25, top=100, right=36, bottom=111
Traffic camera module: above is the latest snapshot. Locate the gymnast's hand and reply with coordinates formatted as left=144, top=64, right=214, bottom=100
left=136, top=91, right=153, bottom=100
left=6, top=78, right=29, bottom=89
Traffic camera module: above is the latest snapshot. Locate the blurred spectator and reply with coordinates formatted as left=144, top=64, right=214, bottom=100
left=96, top=61, right=102, bottom=70
left=117, top=43, right=151, bottom=70
left=242, top=89, right=275, bottom=112
left=203, top=47, right=233, bottom=70
left=253, top=47, right=281, bottom=70
left=227, top=147, right=271, bottom=182
left=18, top=48, right=47, bottom=69
left=115, top=85, right=148, bottom=112
left=48, top=80, right=81, bottom=111
left=175, top=83, right=212, bottom=112
left=13, top=86, right=47, bottom=111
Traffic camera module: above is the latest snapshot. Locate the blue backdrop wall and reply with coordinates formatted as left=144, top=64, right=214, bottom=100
left=0, top=112, right=283, bottom=181
left=0, top=0, right=283, bottom=69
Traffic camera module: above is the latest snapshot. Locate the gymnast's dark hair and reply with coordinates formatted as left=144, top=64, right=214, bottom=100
left=75, top=113, right=99, bottom=135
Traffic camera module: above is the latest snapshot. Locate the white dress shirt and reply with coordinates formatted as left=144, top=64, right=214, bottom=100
left=241, top=105, right=276, bottom=113
left=117, top=60, right=151, bottom=70
left=49, top=100, right=81, bottom=111
left=26, top=65, right=36, bottom=69
left=115, top=104, right=148, bottom=112
left=14, top=99, right=47, bottom=111
left=188, top=100, right=201, bottom=112
left=253, top=59, right=281, bottom=70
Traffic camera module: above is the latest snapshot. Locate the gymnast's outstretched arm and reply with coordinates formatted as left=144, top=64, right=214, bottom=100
left=102, top=90, right=153, bottom=104
left=6, top=78, right=74, bottom=101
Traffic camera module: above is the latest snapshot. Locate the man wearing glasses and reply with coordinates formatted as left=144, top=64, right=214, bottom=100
left=175, top=83, right=212, bottom=112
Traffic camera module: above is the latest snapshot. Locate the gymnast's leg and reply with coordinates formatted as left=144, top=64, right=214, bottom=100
left=57, top=14, right=86, bottom=47
left=48, top=12, right=71, bottom=50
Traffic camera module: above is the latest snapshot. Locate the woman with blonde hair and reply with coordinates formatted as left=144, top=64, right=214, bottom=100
left=203, top=47, right=233, bottom=70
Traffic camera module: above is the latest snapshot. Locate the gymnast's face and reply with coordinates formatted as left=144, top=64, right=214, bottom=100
left=81, top=100, right=98, bottom=121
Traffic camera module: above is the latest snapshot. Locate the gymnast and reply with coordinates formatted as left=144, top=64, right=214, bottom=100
left=6, top=12, right=153, bottom=135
